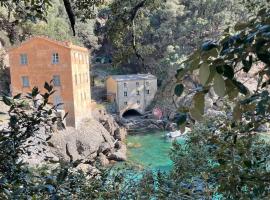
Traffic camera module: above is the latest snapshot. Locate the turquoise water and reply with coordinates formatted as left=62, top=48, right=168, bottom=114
left=127, top=131, right=183, bottom=171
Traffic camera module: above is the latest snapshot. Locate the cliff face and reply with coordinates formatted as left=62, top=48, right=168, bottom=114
left=20, top=111, right=127, bottom=169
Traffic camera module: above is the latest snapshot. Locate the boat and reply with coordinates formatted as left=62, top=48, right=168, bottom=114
left=166, top=127, right=191, bottom=139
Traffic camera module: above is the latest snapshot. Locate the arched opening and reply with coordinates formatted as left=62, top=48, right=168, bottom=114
left=122, top=109, right=142, bottom=119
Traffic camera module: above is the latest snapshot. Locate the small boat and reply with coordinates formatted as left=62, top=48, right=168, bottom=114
left=166, top=127, right=191, bottom=139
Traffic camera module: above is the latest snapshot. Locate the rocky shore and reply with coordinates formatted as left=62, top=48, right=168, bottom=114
left=18, top=109, right=127, bottom=173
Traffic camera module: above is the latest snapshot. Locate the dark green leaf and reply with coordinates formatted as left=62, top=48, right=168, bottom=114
left=174, top=84, right=184, bottom=97
left=232, top=80, right=248, bottom=95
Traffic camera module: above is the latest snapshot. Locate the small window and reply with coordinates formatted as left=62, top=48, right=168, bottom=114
left=84, top=92, right=87, bottom=100
left=20, top=54, right=28, bottom=65
left=137, top=90, right=140, bottom=95
left=53, top=75, right=61, bottom=86
left=137, top=100, right=140, bottom=105
left=124, top=82, right=127, bottom=87
left=146, top=81, right=150, bottom=86
left=81, top=92, right=83, bottom=102
left=146, top=90, right=150, bottom=94
left=124, top=91, right=127, bottom=97
left=124, top=102, right=128, bottom=105
left=136, top=82, right=139, bottom=86
left=52, top=53, right=59, bottom=64
left=75, top=74, right=78, bottom=85
left=22, top=76, right=29, bottom=87
left=54, top=95, right=64, bottom=109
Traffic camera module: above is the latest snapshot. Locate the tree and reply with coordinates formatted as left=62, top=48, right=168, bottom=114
left=0, top=82, right=64, bottom=198
left=0, top=0, right=105, bottom=44
left=171, top=2, right=270, bottom=199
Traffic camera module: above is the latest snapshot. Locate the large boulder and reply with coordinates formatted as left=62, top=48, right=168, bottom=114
left=108, top=145, right=127, bottom=161
left=97, top=153, right=110, bottom=166
left=49, top=119, right=112, bottom=162
left=19, top=110, right=127, bottom=167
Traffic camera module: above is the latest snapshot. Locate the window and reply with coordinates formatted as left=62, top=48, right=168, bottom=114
left=53, top=75, right=61, bottom=86
left=54, top=95, right=63, bottom=109
left=75, top=74, right=78, bottom=85
left=22, top=76, right=29, bottom=87
left=81, top=92, right=83, bottom=102
left=136, top=82, right=139, bottom=86
left=124, top=101, right=128, bottom=105
left=20, top=54, right=28, bottom=65
left=84, top=92, right=87, bottom=100
left=52, top=53, right=59, bottom=64
left=146, top=89, right=150, bottom=94
left=124, top=82, right=127, bottom=87
left=137, top=90, right=140, bottom=95
left=124, top=91, right=127, bottom=97
left=137, top=100, right=140, bottom=105
left=146, top=81, right=150, bottom=86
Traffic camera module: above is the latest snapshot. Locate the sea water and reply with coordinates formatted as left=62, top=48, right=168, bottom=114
left=127, top=131, right=185, bottom=171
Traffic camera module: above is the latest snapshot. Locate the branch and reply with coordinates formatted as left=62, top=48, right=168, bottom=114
left=62, top=0, right=76, bottom=36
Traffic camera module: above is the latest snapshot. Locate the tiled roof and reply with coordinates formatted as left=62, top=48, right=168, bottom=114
left=8, top=35, right=88, bottom=52
left=109, top=74, right=157, bottom=81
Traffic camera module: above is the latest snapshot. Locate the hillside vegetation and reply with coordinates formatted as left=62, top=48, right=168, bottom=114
left=1, top=0, right=270, bottom=199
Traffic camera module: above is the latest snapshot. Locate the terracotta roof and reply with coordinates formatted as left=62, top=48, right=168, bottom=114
left=109, top=74, right=157, bottom=81
left=8, top=35, right=88, bottom=52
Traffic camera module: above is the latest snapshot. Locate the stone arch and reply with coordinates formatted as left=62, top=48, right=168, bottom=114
left=122, top=109, right=142, bottom=118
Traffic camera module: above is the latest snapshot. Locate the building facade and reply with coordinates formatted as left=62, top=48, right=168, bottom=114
left=106, top=74, right=157, bottom=116
left=8, top=36, right=91, bottom=127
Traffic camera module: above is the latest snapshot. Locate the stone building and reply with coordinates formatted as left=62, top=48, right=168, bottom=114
left=8, top=36, right=91, bottom=127
left=106, top=74, right=157, bottom=116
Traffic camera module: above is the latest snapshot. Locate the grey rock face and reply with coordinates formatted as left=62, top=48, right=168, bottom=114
left=20, top=111, right=127, bottom=168
left=97, top=153, right=110, bottom=166
left=108, top=145, right=127, bottom=161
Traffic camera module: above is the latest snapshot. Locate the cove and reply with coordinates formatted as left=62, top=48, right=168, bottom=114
left=126, top=131, right=185, bottom=171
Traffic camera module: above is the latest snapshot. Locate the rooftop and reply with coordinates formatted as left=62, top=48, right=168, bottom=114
left=8, top=36, right=88, bottom=52
left=109, top=74, right=157, bottom=81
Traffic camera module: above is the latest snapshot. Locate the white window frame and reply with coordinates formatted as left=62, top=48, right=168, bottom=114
left=20, top=54, right=28, bottom=65
left=52, top=53, right=59, bottom=64
left=53, top=75, right=61, bottom=86
left=22, top=76, right=29, bottom=87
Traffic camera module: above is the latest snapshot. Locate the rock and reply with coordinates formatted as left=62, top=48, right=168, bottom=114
left=206, top=109, right=226, bottom=118
left=48, top=119, right=117, bottom=162
left=257, top=123, right=270, bottom=132
left=19, top=108, right=127, bottom=167
left=76, top=163, right=100, bottom=175
left=97, top=153, right=110, bottom=166
left=98, top=142, right=112, bottom=155
left=108, top=145, right=127, bottom=161
left=114, top=141, right=122, bottom=149
left=114, top=127, right=127, bottom=141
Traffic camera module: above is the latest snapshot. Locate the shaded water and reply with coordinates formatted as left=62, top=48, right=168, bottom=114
left=127, top=131, right=185, bottom=171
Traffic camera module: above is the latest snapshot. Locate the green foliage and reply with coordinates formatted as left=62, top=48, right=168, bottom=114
left=0, top=82, right=63, bottom=199
left=107, top=0, right=246, bottom=80
left=171, top=3, right=270, bottom=199
left=170, top=118, right=270, bottom=199
left=175, top=4, right=270, bottom=122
